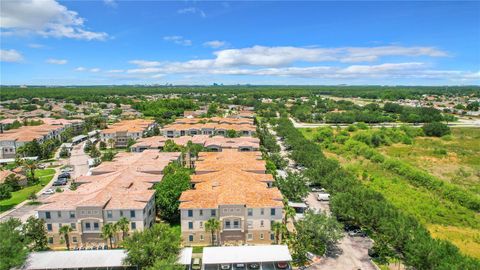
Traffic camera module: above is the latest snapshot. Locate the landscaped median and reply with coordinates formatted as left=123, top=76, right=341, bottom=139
left=0, top=168, right=55, bottom=213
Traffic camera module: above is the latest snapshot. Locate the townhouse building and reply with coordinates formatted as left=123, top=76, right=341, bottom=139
left=99, top=119, right=156, bottom=148
left=37, top=150, right=181, bottom=248
left=161, top=117, right=256, bottom=138
left=130, top=135, right=260, bottom=152
left=0, top=118, right=84, bottom=159
left=179, top=150, right=284, bottom=246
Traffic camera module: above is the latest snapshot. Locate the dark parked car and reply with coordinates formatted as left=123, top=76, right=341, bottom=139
left=59, top=172, right=71, bottom=179
left=233, top=264, right=246, bottom=270
left=247, top=263, right=260, bottom=270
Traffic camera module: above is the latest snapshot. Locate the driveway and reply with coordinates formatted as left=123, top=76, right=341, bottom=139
left=68, top=142, right=90, bottom=179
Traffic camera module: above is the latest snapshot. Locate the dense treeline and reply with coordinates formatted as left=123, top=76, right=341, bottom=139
left=132, top=99, right=197, bottom=124
left=273, top=118, right=479, bottom=269
left=1, top=85, right=478, bottom=102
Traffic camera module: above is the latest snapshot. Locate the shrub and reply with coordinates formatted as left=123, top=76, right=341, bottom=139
left=422, top=122, right=451, bottom=137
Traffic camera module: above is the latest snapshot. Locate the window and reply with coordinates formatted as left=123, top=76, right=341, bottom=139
left=189, top=235, right=194, bottom=242
left=120, top=210, right=124, bottom=217
left=45, top=212, right=51, bottom=219
left=188, top=210, right=193, bottom=217
left=107, top=211, right=112, bottom=218
left=211, top=209, right=216, bottom=216
left=69, top=211, right=75, bottom=218
left=70, top=223, right=76, bottom=230
left=223, top=208, right=228, bottom=213
left=200, top=234, right=204, bottom=241
left=57, top=211, right=61, bottom=218
left=260, top=209, right=264, bottom=215
left=130, top=210, right=136, bottom=218
left=260, top=233, right=264, bottom=240
left=47, top=224, right=52, bottom=231
left=225, top=220, right=231, bottom=229
left=199, top=210, right=203, bottom=216
left=233, top=220, right=240, bottom=229
left=85, top=223, right=91, bottom=230
left=131, top=222, right=136, bottom=230
left=247, top=233, right=253, bottom=240
left=94, top=222, right=99, bottom=230
left=247, top=221, right=253, bottom=229
left=48, top=237, right=53, bottom=244
left=271, top=208, right=276, bottom=216
left=247, top=209, right=253, bottom=216
left=260, top=220, right=264, bottom=227
left=188, top=222, right=193, bottom=230
left=200, top=221, right=203, bottom=228
left=72, top=237, right=78, bottom=243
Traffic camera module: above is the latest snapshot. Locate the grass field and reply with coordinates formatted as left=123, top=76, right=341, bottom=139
left=0, top=168, right=55, bottom=213
left=379, top=128, right=480, bottom=193
left=300, top=127, right=480, bottom=258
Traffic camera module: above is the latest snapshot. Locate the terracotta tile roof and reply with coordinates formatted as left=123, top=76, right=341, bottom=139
left=38, top=152, right=181, bottom=211
left=0, top=170, right=25, bottom=184
left=195, top=150, right=266, bottom=174
left=131, top=135, right=259, bottom=150
left=179, top=168, right=282, bottom=209
left=101, top=119, right=154, bottom=134
left=0, top=118, right=81, bottom=142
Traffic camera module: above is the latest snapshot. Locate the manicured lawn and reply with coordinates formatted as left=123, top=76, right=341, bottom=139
left=0, top=168, right=55, bottom=213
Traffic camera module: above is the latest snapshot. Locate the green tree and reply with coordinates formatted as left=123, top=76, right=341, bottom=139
left=225, top=129, right=238, bottom=138
left=3, top=173, right=21, bottom=191
left=89, top=145, right=101, bottom=158
left=295, top=211, right=343, bottom=256
left=102, top=223, right=118, bottom=249
left=102, top=150, right=116, bottom=161
left=99, top=141, right=107, bottom=150
left=0, top=184, right=12, bottom=200
left=22, top=216, right=48, bottom=251
left=422, top=122, right=451, bottom=137
left=163, top=140, right=183, bottom=152
left=59, top=225, right=73, bottom=250
left=116, top=217, right=130, bottom=242
left=154, top=164, right=190, bottom=222
left=205, top=218, right=220, bottom=246
left=123, top=223, right=181, bottom=270
left=207, top=103, right=219, bottom=116
left=274, top=172, right=309, bottom=202
left=59, top=146, right=70, bottom=158
left=0, top=218, right=28, bottom=270
left=271, top=221, right=285, bottom=244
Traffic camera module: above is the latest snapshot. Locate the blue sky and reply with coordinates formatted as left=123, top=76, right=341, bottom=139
left=0, top=0, right=479, bottom=85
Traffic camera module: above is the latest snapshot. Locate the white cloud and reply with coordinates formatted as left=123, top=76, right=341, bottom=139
left=203, top=40, right=227, bottom=49
left=0, top=49, right=23, bottom=62
left=0, top=0, right=108, bottom=40
left=90, top=68, right=100, bottom=72
left=75, top=66, right=86, bottom=71
left=177, top=7, right=206, bottom=18
left=28, top=43, right=44, bottom=48
left=46, top=58, right=67, bottom=64
left=163, top=36, right=192, bottom=46
left=129, top=60, right=162, bottom=67
left=107, top=69, right=124, bottom=73
left=103, top=0, right=117, bottom=8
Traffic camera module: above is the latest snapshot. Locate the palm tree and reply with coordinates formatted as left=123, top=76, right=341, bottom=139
left=22, top=159, right=38, bottom=182
left=115, top=217, right=130, bottom=241
left=102, top=223, right=118, bottom=248
left=205, top=218, right=220, bottom=246
left=59, top=225, right=73, bottom=250
left=271, top=221, right=284, bottom=244
left=283, top=204, right=296, bottom=226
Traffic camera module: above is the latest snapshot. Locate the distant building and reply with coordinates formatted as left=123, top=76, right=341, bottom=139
left=100, top=119, right=156, bottom=147
left=161, top=117, right=255, bottom=138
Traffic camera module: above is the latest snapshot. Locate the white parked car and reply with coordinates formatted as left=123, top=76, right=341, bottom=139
left=317, top=193, right=330, bottom=201
left=42, top=188, right=55, bottom=195
left=61, top=167, right=74, bottom=173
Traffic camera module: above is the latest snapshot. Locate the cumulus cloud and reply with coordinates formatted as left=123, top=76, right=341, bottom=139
left=117, top=45, right=475, bottom=82
left=177, top=7, right=206, bottom=18
left=46, top=58, right=67, bottom=64
left=90, top=68, right=100, bottom=72
left=75, top=66, right=86, bottom=71
left=163, top=36, right=192, bottom=46
left=203, top=40, right=227, bottom=49
left=0, top=0, right=108, bottom=40
left=0, top=49, right=23, bottom=62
